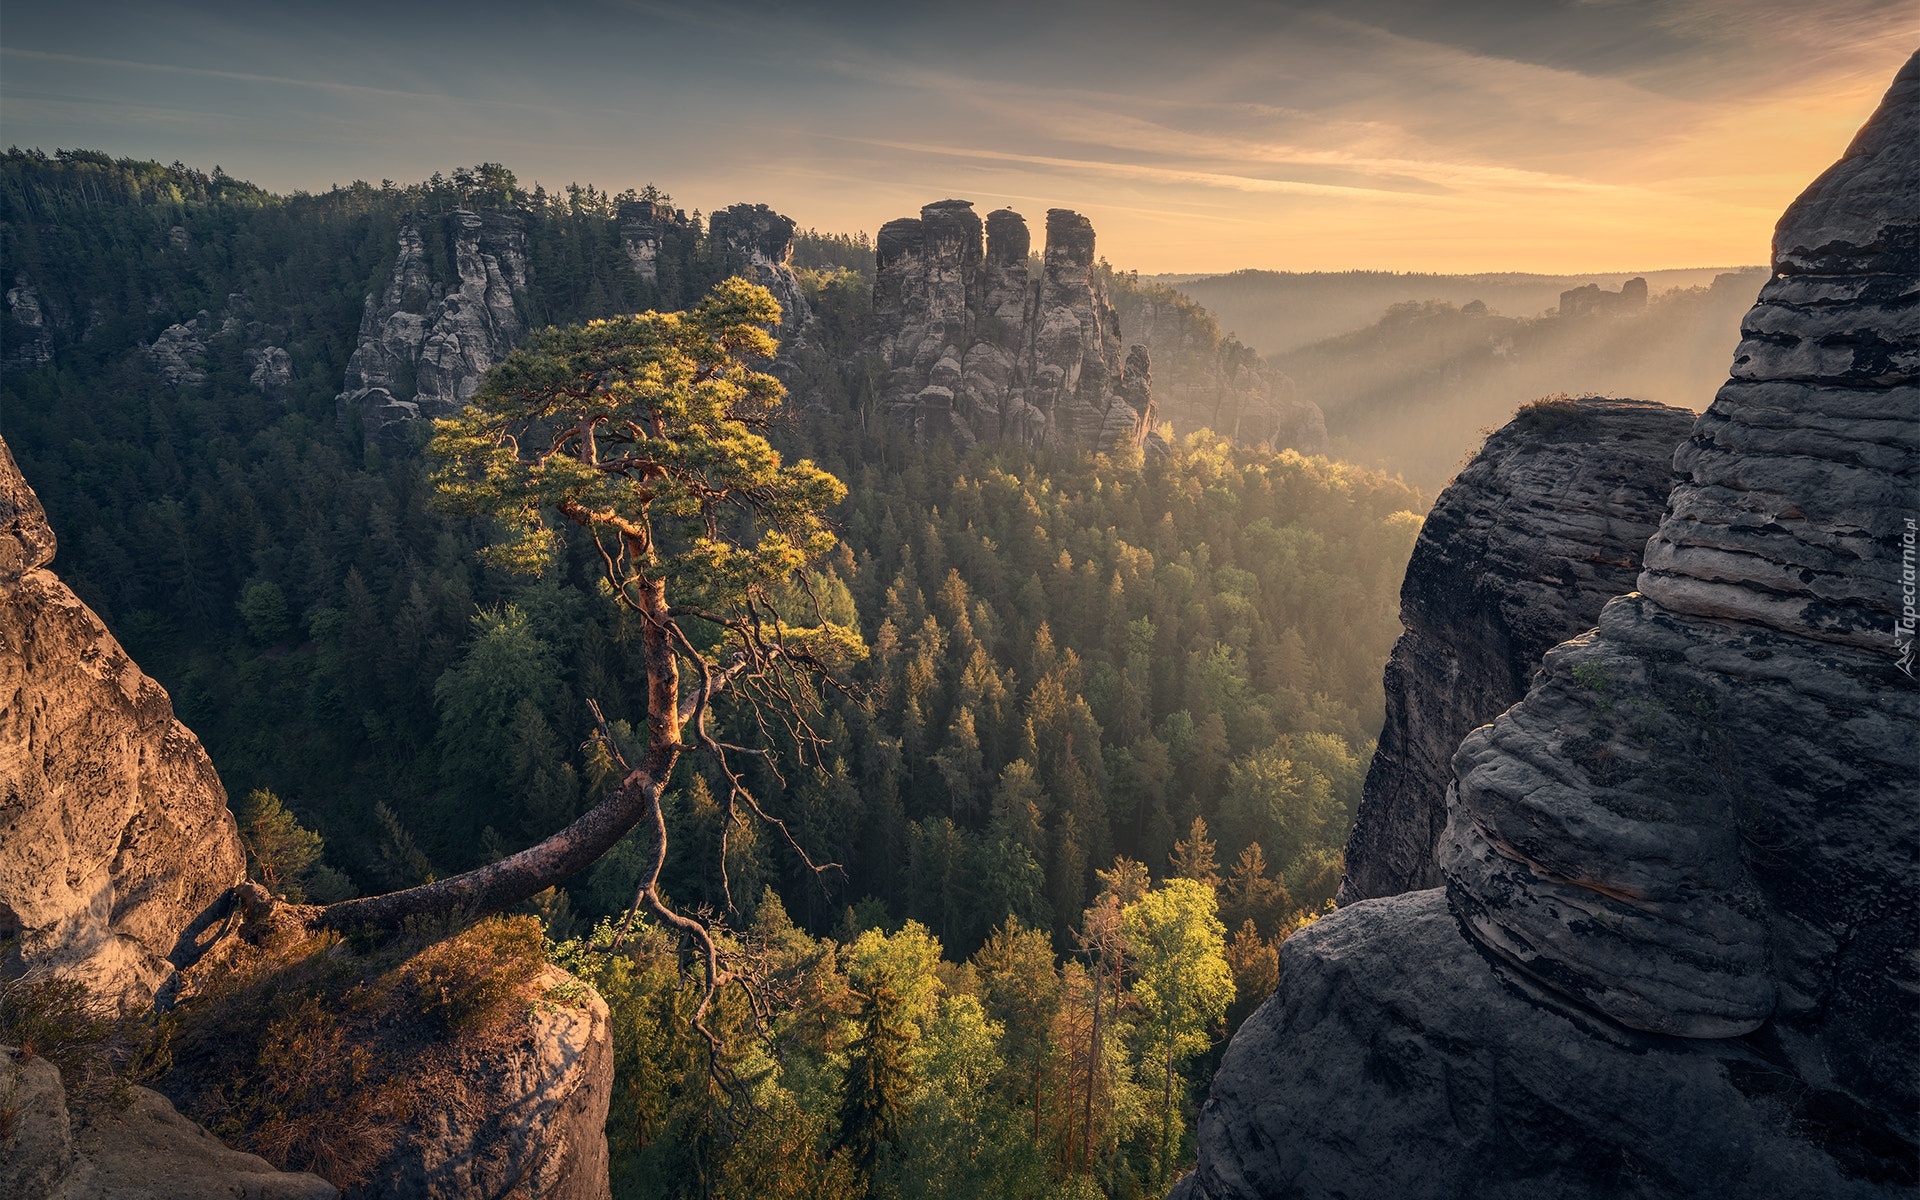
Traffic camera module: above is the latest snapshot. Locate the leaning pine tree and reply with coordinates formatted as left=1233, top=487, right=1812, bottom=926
left=315, top=279, right=861, bottom=1044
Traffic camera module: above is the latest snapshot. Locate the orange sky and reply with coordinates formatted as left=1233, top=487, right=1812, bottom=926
left=3, top=2, right=1915, bottom=274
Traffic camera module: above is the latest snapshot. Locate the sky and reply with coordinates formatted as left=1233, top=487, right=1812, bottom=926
left=3, top=1, right=1915, bottom=274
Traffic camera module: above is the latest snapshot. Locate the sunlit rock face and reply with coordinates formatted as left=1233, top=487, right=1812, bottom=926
left=872, top=200, right=1161, bottom=455
left=709, top=202, right=811, bottom=336
left=0, top=436, right=246, bottom=1013
left=1339, top=397, right=1696, bottom=904
left=1177, top=51, right=1918, bottom=1200
left=334, top=208, right=531, bottom=449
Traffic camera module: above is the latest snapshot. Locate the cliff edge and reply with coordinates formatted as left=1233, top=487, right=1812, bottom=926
left=1178, top=50, right=1919, bottom=1200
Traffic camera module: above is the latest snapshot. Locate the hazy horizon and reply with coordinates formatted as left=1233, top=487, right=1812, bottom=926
left=3, top=2, right=1914, bottom=274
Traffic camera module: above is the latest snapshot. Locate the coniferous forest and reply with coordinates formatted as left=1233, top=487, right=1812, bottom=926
left=2, top=150, right=1425, bottom=1198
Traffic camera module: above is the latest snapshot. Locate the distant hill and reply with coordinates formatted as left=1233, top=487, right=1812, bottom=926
left=1269, top=270, right=1769, bottom=488
left=1150, top=268, right=1756, bottom=357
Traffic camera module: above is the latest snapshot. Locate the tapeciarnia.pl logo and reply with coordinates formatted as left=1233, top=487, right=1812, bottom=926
left=1898, top=517, right=1916, bottom=679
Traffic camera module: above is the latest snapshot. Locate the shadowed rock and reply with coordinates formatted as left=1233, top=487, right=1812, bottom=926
left=1178, top=50, right=1919, bottom=1200
left=1339, top=396, right=1696, bottom=904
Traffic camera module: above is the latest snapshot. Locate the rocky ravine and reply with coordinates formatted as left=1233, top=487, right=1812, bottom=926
left=872, top=201, right=1162, bottom=455
left=1338, top=397, right=1697, bottom=904
left=1178, top=51, right=1918, bottom=1200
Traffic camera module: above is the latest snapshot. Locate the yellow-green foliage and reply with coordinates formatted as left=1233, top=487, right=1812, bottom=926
left=159, top=914, right=556, bottom=1188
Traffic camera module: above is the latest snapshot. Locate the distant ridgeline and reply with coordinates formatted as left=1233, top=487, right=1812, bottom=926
left=0, top=149, right=1415, bottom=956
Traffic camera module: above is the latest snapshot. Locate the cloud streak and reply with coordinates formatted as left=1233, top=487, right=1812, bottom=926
left=1, top=1, right=1911, bottom=271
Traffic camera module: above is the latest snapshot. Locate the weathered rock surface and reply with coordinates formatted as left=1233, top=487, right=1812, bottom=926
left=351, top=965, right=613, bottom=1200
left=710, top=202, right=810, bottom=334
left=6, top=275, right=55, bottom=369
left=1178, top=894, right=1899, bottom=1200
left=247, top=345, right=293, bottom=396
left=1, top=1046, right=339, bottom=1200
left=143, top=312, right=211, bottom=387
left=334, top=209, right=530, bottom=447
left=618, top=198, right=685, bottom=284
left=0, top=437, right=247, bottom=1012
left=872, top=200, right=1160, bottom=454
left=1179, top=51, right=1919, bottom=1199
left=1338, top=397, right=1695, bottom=903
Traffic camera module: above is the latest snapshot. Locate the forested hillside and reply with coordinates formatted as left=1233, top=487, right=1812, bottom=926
left=1, top=151, right=1422, bottom=1198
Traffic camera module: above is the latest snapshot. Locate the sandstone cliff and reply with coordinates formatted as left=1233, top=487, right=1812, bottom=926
left=709, top=202, right=810, bottom=336
left=1178, top=51, right=1918, bottom=1200
left=871, top=201, right=1160, bottom=454
left=334, top=208, right=531, bottom=448
left=1338, top=396, right=1695, bottom=903
left=0, top=436, right=246, bottom=1013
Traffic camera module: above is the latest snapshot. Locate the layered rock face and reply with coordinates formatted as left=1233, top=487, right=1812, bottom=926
left=6, top=275, right=55, bottom=369
left=1338, top=397, right=1696, bottom=903
left=334, top=208, right=530, bottom=447
left=1179, top=52, right=1918, bottom=1200
left=618, top=198, right=685, bottom=284
left=0, top=436, right=247, bottom=1012
left=872, top=201, right=1159, bottom=454
left=710, top=202, right=810, bottom=334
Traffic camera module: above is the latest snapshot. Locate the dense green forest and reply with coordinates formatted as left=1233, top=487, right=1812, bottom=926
left=1, top=151, right=1423, bottom=1197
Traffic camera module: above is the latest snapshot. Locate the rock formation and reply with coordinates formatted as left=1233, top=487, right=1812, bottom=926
left=143, top=312, right=212, bottom=387
left=618, top=198, right=683, bottom=284
left=871, top=201, right=1160, bottom=454
left=1178, top=51, right=1918, bottom=1200
left=334, top=209, right=531, bottom=448
left=1110, top=281, right=1329, bottom=453
left=1338, top=397, right=1696, bottom=904
left=351, top=963, right=612, bottom=1200
left=6, top=275, right=54, bottom=369
left=710, top=202, right=811, bottom=334
left=0, top=435, right=247, bottom=1013
left=247, top=345, right=293, bottom=396
left=1559, top=276, right=1649, bottom=318
left=2, top=1045, right=339, bottom=1200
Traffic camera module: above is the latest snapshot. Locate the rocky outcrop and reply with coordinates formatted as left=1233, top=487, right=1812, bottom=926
left=334, top=209, right=530, bottom=448
left=871, top=201, right=1159, bottom=454
left=618, top=198, right=685, bottom=285
left=2, top=1046, right=339, bottom=1200
left=1179, top=51, right=1919, bottom=1200
left=1110, top=281, right=1328, bottom=452
left=710, top=203, right=810, bottom=334
left=1338, top=397, right=1696, bottom=904
left=248, top=345, right=293, bottom=396
left=354, top=964, right=612, bottom=1200
left=0, top=436, right=247, bottom=1012
left=144, top=313, right=211, bottom=387
left=1560, top=276, right=1648, bottom=318
left=6, top=275, right=54, bottom=369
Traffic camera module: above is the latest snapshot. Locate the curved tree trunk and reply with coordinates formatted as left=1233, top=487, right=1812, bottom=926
left=314, top=743, right=677, bottom=931
left=316, top=583, right=708, bottom=933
